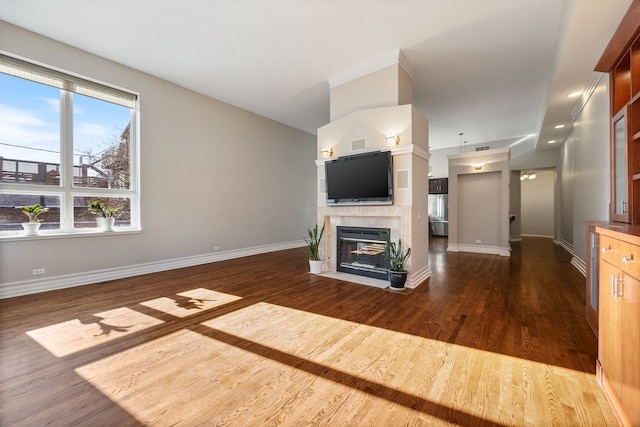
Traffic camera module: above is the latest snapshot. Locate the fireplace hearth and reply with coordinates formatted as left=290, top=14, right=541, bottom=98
left=337, top=226, right=389, bottom=280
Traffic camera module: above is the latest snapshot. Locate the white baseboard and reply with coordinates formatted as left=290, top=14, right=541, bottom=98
left=0, top=240, right=306, bottom=299
left=447, top=243, right=510, bottom=257
left=521, top=233, right=555, bottom=239
left=552, top=239, right=585, bottom=276
left=571, top=256, right=587, bottom=277
left=407, top=265, right=431, bottom=288
left=556, top=238, right=575, bottom=255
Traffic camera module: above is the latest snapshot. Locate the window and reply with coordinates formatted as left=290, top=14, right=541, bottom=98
left=0, top=54, right=138, bottom=236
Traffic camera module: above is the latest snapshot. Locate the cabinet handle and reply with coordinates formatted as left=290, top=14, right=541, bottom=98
left=602, top=246, right=611, bottom=254
left=611, top=274, right=616, bottom=298
left=622, top=254, right=634, bottom=264
left=622, top=200, right=628, bottom=214
left=617, top=277, right=624, bottom=299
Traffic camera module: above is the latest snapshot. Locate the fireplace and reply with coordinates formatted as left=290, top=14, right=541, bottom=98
left=337, top=226, right=389, bottom=280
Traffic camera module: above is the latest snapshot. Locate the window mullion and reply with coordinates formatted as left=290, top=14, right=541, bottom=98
left=61, top=90, right=74, bottom=232
left=129, top=107, right=140, bottom=229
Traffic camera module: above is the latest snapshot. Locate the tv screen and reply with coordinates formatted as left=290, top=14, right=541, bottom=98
left=325, top=151, right=393, bottom=205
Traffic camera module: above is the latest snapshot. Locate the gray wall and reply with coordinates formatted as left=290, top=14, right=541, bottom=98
left=560, top=134, right=575, bottom=245
left=562, top=74, right=610, bottom=263
left=0, top=21, right=317, bottom=288
left=458, top=172, right=502, bottom=246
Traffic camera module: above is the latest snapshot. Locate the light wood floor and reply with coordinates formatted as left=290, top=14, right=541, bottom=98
left=0, top=237, right=618, bottom=426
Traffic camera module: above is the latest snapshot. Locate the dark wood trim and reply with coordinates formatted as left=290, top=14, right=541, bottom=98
left=595, top=0, right=640, bottom=72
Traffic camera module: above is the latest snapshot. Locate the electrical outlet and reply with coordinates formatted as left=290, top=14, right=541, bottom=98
left=213, top=246, right=220, bottom=251
left=32, top=268, right=45, bottom=275
left=475, top=240, right=482, bottom=244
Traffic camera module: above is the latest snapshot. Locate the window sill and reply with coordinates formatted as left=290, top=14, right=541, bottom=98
left=0, top=228, right=141, bottom=242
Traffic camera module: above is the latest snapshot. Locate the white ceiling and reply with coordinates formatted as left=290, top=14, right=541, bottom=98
left=0, top=0, right=632, bottom=152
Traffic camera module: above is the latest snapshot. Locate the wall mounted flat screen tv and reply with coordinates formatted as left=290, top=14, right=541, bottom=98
left=325, top=150, right=393, bottom=205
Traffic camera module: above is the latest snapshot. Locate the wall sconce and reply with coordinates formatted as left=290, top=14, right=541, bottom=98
left=320, top=147, right=333, bottom=158
left=470, top=162, right=484, bottom=170
left=385, top=135, right=400, bottom=146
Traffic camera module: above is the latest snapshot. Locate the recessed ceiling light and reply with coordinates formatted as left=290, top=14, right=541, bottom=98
left=567, top=92, right=582, bottom=98
left=548, top=140, right=557, bottom=144
left=554, top=124, right=565, bottom=129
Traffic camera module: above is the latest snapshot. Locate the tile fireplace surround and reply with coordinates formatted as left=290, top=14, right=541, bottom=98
left=317, top=205, right=412, bottom=286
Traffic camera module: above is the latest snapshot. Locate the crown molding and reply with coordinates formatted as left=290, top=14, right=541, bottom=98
left=390, top=144, right=430, bottom=160
left=571, top=72, right=604, bottom=121
left=328, top=49, right=414, bottom=88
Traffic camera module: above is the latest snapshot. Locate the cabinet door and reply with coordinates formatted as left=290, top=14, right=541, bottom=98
left=599, top=260, right=622, bottom=400
left=586, top=229, right=599, bottom=335
left=612, top=109, right=630, bottom=223
left=428, top=179, right=438, bottom=194
left=440, top=178, right=448, bottom=194
left=428, top=178, right=449, bottom=194
left=620, top=272, right=640, bottom=425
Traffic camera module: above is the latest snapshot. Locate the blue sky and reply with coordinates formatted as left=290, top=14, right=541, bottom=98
left=0, top=73, right=130, bottom=165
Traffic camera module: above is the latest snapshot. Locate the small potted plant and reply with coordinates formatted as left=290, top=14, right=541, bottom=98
left=381, top=230, right=411, bottom=289
left=305, top=223, right=325, bottom=274
left=16, top=203, right=49, bottom=236
left=88, top=200, right=120, bottom=232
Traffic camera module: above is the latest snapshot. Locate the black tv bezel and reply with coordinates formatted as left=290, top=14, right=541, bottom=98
left=325, top=150, right=393, bottom=206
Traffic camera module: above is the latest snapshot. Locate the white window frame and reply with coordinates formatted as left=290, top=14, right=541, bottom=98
left=0, top=53, right=140, bottom=239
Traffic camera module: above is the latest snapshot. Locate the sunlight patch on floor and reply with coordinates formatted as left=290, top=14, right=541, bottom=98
left=26, top=307, right=164, bottom=357
left=139, top=288, right=242, bottom=317
left=70, top=302, right=615, bottom=425
left=75, top=329, right=450, bottom=426
left=202, top=302, right=614, bottom=425
left=25, top=288, right=239, bottom=358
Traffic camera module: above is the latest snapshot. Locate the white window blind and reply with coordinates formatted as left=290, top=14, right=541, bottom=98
left=0, top=54, right=137, bottom=108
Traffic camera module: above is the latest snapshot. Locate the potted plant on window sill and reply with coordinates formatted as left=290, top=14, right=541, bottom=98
left=88, top=200, right=120, bottom=232
left=381, top=230, right=411, bottom=289
left=305, top=223, right=325, bottom=274
left=16, top=203, right=49, bottom=236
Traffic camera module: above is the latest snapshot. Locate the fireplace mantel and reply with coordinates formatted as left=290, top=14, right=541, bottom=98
left=318, top=205, right=412, bottom=280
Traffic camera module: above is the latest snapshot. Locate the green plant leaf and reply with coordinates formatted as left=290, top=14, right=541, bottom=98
left=380, top=230, right=411, bottom=272
left=305, top=223, right=325, bottom=261
left=16, top=203, right=49, bottom=223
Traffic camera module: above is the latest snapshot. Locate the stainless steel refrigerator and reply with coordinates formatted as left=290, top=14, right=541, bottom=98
left=428, top=194, right=449, bottom=236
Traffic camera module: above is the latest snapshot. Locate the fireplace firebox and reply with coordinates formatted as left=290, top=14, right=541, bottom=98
left=337, top=226, right=389, bottom=280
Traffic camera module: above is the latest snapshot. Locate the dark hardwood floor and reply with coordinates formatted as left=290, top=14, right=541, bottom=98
left=0, top=237, right=615, bottom=426
left=425, top=236, right=595, bottom=371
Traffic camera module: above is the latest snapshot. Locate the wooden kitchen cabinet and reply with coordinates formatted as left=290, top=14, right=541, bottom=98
left=590, top=5, right=640, bottom=424
left=586, top=224, right=600, bottom=335
left=596, top=3, right=640, bottom=224
left=596, top=229, right=640, bottom=426
left=428, top=178, right=448, bottom=194
left=598, top=236, right=623, bottom=403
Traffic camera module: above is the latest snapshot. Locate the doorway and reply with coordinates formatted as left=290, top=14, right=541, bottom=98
left=520, top=168, right=555, bottom=238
